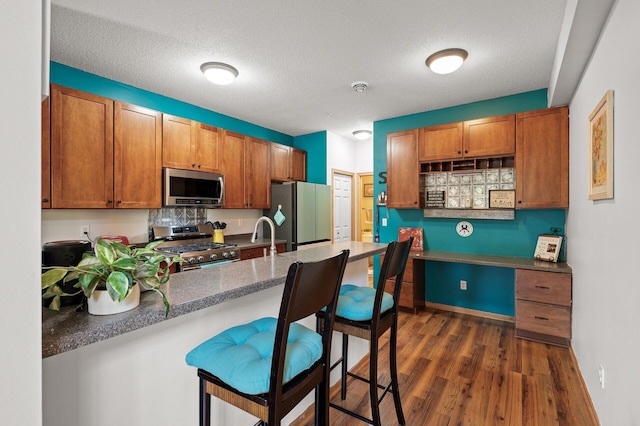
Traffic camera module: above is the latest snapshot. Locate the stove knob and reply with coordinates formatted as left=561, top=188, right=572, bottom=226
left=188, top=257, right=197, bottom=264
left=197, top=256, right=205, bottom=263
left=222, top=252, right=229, bottom=259
left=210, top=253, right=218, bottom=261
left=229, top=250, right=237, bottom=258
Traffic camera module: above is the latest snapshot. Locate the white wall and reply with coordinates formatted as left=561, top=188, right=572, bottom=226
left=0, top=1, right=43, bottom=425
left=326, top=131, right=357, bottom=182
left=355, top=138, right=374, bottom=173
left=568, top=0, right=640, bottom=423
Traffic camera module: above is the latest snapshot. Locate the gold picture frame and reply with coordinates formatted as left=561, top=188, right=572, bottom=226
left=363, top=183, right=374, bottom=197
left=588, top=90, right=614, bottom=200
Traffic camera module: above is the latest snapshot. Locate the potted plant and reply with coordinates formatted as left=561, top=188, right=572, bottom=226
left=41, top=238, right=183, bottom=317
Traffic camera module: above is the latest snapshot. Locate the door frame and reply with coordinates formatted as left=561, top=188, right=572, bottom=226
left=331, top=169, right=355, bottom=242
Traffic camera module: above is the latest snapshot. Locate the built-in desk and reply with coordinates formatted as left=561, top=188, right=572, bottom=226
left=407, top=250, right=572, bottom=346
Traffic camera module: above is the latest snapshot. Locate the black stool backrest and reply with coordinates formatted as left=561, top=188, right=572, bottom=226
left=270, top=249, right=349, bottom=400
left=372, top=238, right=413, bottom=324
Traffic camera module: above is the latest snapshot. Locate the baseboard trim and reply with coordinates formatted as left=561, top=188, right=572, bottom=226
left=425, top=302, right=515, bottom=323
left=568, top=346, right=601, bottom=425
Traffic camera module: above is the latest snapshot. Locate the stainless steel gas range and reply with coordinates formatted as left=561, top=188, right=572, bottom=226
left=152, top=223, right=239, bottom=271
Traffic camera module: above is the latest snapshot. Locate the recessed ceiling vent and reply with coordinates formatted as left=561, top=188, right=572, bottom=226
left=351, top=81, right=369, bottom=92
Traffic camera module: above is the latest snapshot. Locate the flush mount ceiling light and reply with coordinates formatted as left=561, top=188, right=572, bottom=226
left=351, top=81, right=369, bottom=92
left=425, top=48, right=468, bottom=75
left=352, top=130, right=372, bottom=140
left=200, top=62, right=239, bottom=85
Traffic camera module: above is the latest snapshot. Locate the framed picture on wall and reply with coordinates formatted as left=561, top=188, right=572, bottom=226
left=588, top=89, right=614, bottom=200
left=363, top=183, right=374, bottom=197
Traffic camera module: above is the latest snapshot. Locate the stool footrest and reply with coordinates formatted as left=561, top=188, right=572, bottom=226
left=330, top=402, right=375, bottom=425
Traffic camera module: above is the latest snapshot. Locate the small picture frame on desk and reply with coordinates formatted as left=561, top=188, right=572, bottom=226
left=489, top=189, right=516, bottom=209
left=533, top=234, right=563, bottom=263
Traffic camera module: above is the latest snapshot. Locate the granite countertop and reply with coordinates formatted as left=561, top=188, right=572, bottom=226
left=42, top=241, right=387, bottom=358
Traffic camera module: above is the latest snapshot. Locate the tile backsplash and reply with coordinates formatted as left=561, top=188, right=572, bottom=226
left=148, top=207, right=208, bottom=228
left=424, top=168, right=515, bottom=209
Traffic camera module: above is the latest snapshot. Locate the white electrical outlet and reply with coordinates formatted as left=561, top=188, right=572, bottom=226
left=381, top=218, right=387, bottom=227
left=598, top=365, right=605, bottom=389
left=460, top=280, right=467, bottom=290
left=81, top=225, right=90, bottom=238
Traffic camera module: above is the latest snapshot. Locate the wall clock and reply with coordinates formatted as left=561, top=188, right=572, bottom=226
left=456, top=221, right=473, bottom=237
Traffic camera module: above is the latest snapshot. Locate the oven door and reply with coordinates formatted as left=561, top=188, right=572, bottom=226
left=178, top=258, right=238, bottom=272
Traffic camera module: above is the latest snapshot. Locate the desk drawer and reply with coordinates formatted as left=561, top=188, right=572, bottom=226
left=516, top=300, right=571, bottom=338
left=516, top=269, right=571, bottom=306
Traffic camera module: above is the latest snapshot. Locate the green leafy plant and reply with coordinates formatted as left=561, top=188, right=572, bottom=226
left=41, top=238, right=183, bottom=317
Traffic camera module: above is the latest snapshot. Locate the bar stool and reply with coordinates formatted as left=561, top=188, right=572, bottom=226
left=317, top=238, right=412, bottom=425
left=185, top=250, right=349, bottom=426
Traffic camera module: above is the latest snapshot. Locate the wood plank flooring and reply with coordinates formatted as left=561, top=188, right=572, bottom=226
left=293, top=308, right=598, bottom=426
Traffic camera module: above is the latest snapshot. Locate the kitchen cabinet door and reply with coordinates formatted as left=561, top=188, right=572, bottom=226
left=195, top=123, right=221, bottom=173
left=463, top=114, right=515, bottom=158
left=51, top=85, right=114, bottom=208
left=245, top=138, right=271, bottom=208
left=386, top=129, right=420, bottom=208
left=162, top=114, right=196, bottom=170
left=515, top=106, right=569, bottom=209
left=419, top=122, right=463, bottom=161
left=42, top=96, right=51, bottom=209
left=114, top=102, right=162, bottom=208
left=290, top=148, right=307, bottom=181
left=220, top=130, right=246, bottom=209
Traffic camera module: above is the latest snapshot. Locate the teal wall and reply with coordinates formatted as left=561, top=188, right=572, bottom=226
left=293, top=131, right=328, bottom=184
left=373, top=89, right=566, bottom=316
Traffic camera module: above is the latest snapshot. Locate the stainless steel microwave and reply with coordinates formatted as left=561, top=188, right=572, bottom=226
left=163, top=168, right=224, bottom=208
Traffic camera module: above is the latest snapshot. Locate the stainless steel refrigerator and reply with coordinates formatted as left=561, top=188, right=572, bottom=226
left=265, top=182, right=331, bottom=251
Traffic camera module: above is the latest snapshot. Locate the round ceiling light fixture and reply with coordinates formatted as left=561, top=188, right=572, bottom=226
left=352, top=130, right=372, bottom=140
left=200, top=62, right=239, bottom=85
left=425, top=48, right=468, bottom=74
left=351, top=81, right=369, bottom=92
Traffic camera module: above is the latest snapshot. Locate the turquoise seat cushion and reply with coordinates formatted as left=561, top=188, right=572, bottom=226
left=185, top=317, right=322, bottom=395
left=336, top=284, right=394, bottom=321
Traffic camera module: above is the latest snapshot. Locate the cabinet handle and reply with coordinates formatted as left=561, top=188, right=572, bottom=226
left=197, top=164, right=201, bottom=168
left=117, top=200, right=122, bottom=204
left=42, top=198, right=49, bottom=203
left=464, top=150, right=468, bottom=154
left=192, top=163, right=196, bottom=168
left=457, top=150, right=461, bottom=154
left=534, top=316, right=549, bottom=321
left=107, top=199, right=113, bottom=204
left=518, top=200, right=522, bottom=204
left=535, top=285, right=550, bottom=290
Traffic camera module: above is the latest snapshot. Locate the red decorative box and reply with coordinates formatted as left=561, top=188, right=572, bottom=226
left=398, top=227, right=424, bottom=251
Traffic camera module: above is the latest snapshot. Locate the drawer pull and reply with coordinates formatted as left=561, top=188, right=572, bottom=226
left=535, top=285, right=550, bottom=289
left=534, top=316, right=549, bottom=321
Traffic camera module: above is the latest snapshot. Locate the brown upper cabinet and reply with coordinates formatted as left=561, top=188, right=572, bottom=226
left=271, top=142, right=307, bottom=182
left=419, top=114, right=515, bottom=161
left=515, top=106, right=569, bottom=209
left=162, top=114, right=220, bottom=173
left=220, top=131, right=271, bottom=209
left=386, top=129, right=420, bottom=208
left=42, top=97, right=51, bottom=209
left=50, top=85, right=162, bottom=209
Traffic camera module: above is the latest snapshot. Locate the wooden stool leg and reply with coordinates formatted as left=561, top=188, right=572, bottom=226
left=390, top=321, right=406, bottom=425
left=341, top=333, right=349, bottom=400
left=199, top=377, right=211, bottom=426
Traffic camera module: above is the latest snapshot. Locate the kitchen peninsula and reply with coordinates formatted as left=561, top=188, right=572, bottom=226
left=42, top=241, right=386, bottom=426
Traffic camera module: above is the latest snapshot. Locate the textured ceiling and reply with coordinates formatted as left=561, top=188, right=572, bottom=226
left=50, top=0, right=609, bottom=141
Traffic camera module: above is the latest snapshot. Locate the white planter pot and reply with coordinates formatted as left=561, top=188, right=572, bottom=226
left=87, top=284, right=140, bottom=316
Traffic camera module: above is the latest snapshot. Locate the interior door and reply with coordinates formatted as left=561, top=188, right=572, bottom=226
left=333, top=173, right=352, bottom=242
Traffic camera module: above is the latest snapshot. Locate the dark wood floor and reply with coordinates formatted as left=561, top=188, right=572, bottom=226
left=293, top=308, right=599, bottom=426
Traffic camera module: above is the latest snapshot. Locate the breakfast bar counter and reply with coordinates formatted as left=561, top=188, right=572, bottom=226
left=42, top=241, right=386, bottom=426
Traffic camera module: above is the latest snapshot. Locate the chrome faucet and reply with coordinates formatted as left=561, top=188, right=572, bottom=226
left=251, top=216, right=277, bottom=256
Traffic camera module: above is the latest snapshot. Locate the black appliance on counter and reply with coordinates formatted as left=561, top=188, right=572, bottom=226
left=151, top=223, right=239, bottom=271
left=42, top=240, right=92, bottom=306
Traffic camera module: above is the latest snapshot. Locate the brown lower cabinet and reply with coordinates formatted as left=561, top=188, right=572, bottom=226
left=382, top=257, right=425, bottom=314
left=240, top=243, right=286, bottom=260
left=515, top=268, right=572, bottom=346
